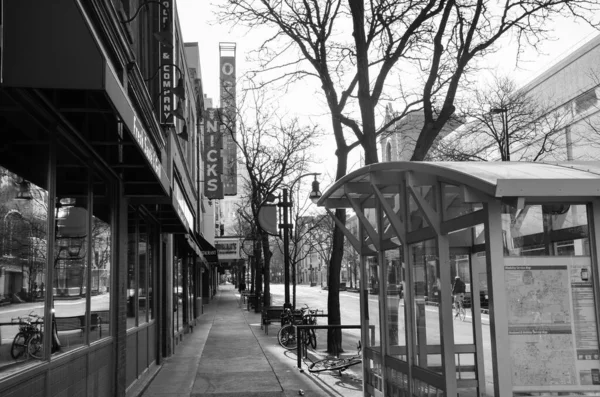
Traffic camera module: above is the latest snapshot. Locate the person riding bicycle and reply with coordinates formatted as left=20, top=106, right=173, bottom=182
left=452, top=275, right=466, bottom=315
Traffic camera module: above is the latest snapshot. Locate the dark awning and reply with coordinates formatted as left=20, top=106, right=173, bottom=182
left=195, top=233, right=219, bottom=265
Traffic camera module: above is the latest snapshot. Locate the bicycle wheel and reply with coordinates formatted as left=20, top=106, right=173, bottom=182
left=278, top=324, right=297, bottom=350
left=308, top=357, right=361, bottom=373
left=11, top=332, right=27, bottom=359
left=27, top=332, right=43, bottom=359
left=458, top=306, right=466, bottom=321
left=308, top=329, right=317, bottom=350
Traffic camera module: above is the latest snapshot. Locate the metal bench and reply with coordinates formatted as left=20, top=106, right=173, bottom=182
left=261, top=306, right=285, bottom=335
left=55, top=313, right=102, bottom=337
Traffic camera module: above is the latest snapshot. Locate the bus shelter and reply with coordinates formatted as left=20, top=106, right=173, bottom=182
left=316, top=161, right=600, bottom=397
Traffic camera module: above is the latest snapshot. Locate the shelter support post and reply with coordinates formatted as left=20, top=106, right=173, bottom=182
left=484, top=200, right=512, bottom=396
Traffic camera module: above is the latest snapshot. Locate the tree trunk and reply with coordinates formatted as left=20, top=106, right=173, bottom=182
left=327, top=208, right=346, bottom=355
left=262, top=233, right=271, bottom=307
left=326, top=119, right=348, bottom=354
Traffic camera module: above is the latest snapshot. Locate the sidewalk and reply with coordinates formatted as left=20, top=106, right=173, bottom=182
left=140, top=284, right=363, bottom=397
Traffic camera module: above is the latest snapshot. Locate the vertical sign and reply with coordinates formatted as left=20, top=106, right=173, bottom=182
left=159, top=0, right=175, bottom=125
left=219, top=43, right=237, bottom=196
left=204, top=108, right=223, bottom=199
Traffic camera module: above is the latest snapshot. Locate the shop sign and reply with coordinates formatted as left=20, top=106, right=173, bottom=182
left=215, top=238, right=240, bottom=260
left=174, top=181, right=193, bottom=232
left=159, top=0, right=175, bottom=125
left=203, top=108, right=223, bottom=199
left=133, top=115, right=163, bottom=181
left=219, top=46, right=237, bottom=196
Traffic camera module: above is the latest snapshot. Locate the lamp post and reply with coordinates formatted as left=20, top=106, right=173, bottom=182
left=280, top=173, right=322, bottom=309
left=491, top=107, right=509, bottom=161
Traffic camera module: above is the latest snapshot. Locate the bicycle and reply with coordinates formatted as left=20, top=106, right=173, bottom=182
left=453, top=295, right=466, bottom=321
left=308, top=341, right=362, bottom=374
left=11, top=312, right=44, bottom=360
left=277, top=305, right=318, bottom=350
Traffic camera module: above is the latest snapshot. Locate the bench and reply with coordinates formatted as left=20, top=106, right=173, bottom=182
left=261, top=306, right=285, bottom=335
left=55, top=313, right=103, bottom=338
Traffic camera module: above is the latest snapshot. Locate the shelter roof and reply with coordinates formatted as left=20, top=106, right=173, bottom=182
left=317, top=161, right=600, bottom=208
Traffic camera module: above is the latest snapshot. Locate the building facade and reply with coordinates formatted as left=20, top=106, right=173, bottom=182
left=0, top=1, right=217, bottom=396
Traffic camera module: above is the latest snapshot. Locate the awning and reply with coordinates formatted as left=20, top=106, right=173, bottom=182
left=195, top=233, right=219, bottom=265
left=2, top=0, right=170, bottom=197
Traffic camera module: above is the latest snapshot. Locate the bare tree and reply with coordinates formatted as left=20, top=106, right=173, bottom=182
left=225, top=84, right=320, bottom=307
left=429, top=75, right=574, bottom=162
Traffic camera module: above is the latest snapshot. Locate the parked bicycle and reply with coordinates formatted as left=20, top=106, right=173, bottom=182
left=453, top=296, right=466, bottom=321
left=308, top=341, right=362, bottom=374
left=278, top=305, right=318, bottom=350
left=11, top=312, right=44, bottom=360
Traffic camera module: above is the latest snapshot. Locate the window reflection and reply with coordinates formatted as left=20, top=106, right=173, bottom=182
left=0, top=170, right=48, bottom=370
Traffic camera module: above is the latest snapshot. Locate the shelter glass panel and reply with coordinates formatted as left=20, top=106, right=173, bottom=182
left=501, top=204, right=600, bottom=394
left=442, top=183, right=481, bottom=220
left=408, top=190, right=432, bottom=232
left=451, top=254, right=474, bottom=345
left=411, top=239, right=442, bottom=373
left=54, top=142, right=89, bottom=353
left=502, top=204, right=589, bottom=257
left=0, top=155, right=49, bottom=372
left=366, top=256, right=381, bottom=348
left=385, top=248, right=407, bottom=361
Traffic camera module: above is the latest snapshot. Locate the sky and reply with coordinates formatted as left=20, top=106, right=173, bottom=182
left=175, top=0, right=599, bottom=183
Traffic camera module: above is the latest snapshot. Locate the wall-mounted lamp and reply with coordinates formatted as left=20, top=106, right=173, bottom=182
left=145, top=64, right=186, bottom=102
left=178, top=124, right=189, bottom=141
left=121, top=1, right=173, bottom=49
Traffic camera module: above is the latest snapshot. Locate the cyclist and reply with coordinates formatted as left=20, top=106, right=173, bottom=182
left=452, top=275, right=466, bottom=317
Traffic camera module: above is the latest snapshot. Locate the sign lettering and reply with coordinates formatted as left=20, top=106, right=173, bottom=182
left=203, top=108, right=223, bottom=198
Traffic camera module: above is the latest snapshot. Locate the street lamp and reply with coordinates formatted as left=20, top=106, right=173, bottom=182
left=281, top=173, right=322, bottom=309
left=490, top=107, right=509, bottom=161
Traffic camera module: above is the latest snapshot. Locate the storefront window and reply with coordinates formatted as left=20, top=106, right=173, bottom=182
left=148, top=227, right=154, bottom=320
left=53, top=143, right=89, bottom=353
left=90, top=171, right=112, bottom=342
left=127, top=208, right=137, bottom=329
left=0, top=165, right=49, bottom=371
left=174, top=256, right=183, bottom=333
left=138, top=219, right=147, bottom=324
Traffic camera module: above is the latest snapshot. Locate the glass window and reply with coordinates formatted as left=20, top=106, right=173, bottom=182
left=90, top=170, right=112, bottom=342
left=0, top=164, right=49, bottom=371
left=138, top=218, right=147, bottom=324
left=366, top=256, right=381, bottom=348
left=127, top=208, right=137, bottom=329
left=408, top=186, right=436, bottom=232
left=385, top=248, right=407, bottom=361
left=442, top=183, right=481, bottom=220
left=148, top=226, right=154, bottom=320
left=53, top=143, right=89, bottom=353
left=411, top=239, right=442, bottom=373
left=502, top=204, right=589, bottom=257
left=174, top=256, right=183, bottom=333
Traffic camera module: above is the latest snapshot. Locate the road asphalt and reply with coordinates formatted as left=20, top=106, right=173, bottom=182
left=138, top=283, right=364, bottom=397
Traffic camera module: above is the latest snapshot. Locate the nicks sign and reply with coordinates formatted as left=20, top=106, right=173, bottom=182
left=203, top=108, right=223, bottom=199
left=159, top=0, right=175, bottom=125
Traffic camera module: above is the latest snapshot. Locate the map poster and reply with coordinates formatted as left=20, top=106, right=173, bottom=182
left=505, top=264, right=577, bottom=386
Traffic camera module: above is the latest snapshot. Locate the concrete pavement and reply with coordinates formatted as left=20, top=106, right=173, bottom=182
left=139, top=284, right=363, bottom=397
